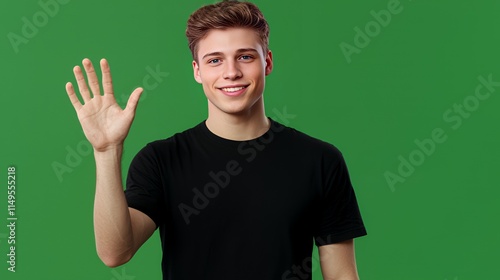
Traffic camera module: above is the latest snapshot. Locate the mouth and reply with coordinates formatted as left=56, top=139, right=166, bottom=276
left=217, top=84, right=250, bottom=96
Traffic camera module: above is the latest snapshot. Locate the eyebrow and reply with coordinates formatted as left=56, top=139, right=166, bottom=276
left=201, top=48, right=259, bottom=60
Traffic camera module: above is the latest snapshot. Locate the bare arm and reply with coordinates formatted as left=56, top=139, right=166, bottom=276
left=93, top=147, right=156, bottom=267
left=318, top=239, right=360, bottom=280
left=66, top=58, right=156, bottom=267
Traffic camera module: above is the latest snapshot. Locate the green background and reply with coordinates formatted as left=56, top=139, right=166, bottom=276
left=1, top=0, right=499, bottom=279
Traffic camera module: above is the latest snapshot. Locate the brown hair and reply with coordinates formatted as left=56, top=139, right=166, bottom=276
left=186, top=0, right=270, bottom=62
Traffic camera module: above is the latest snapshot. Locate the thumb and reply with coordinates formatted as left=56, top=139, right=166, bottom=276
left=125, top=87, right=144, bottom=114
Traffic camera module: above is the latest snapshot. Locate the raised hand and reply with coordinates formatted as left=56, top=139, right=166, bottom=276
left=66, top=58, right=143, bottom=152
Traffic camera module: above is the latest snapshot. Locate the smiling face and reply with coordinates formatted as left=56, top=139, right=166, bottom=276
left=192, top=27, right=273, bottom=118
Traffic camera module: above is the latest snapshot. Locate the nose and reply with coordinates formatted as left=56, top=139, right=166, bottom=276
left=222, top=60, right=242, bottom=80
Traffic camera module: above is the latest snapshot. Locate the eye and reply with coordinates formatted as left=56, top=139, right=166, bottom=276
left=208, top=58, right=220, bottom=64
left=240, top=55, right=253, bottom=60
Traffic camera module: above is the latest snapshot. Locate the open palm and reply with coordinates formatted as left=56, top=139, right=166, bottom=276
left=66, top=58, right=143, bottom=152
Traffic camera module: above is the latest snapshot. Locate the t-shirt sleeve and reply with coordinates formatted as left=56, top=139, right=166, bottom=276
left=313, top=146, right=367, bottom=246
left=124, top=143, right=165, bottom=228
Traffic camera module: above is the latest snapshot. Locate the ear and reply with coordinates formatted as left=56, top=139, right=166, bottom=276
left=264, top=50, right=273, bottom=76
left=192, top=60, right=202, bottom=84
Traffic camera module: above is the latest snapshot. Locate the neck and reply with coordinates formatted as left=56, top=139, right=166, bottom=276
left=205, top=98, right=270, bottom=141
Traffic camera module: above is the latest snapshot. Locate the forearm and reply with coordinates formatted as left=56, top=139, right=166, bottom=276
left=93, top=145, right=133, bottom=267
left=319, top=240, right=360, bottom=280
left=322, top=273, right=359, bottom=280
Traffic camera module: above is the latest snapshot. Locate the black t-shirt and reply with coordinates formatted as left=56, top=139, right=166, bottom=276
left=125, top=117, right=367, bottom=280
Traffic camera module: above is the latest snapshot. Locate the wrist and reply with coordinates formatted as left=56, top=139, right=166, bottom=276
left=93, top=145, right=124, bottom=159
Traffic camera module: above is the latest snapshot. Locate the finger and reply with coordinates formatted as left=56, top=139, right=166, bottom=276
left=82, top=58, right=101, bottom=97
left=125, top=87, right=144, bottom=114
left=100, top=58, right=114, bottom=95
left=73, top=65, right=91, bottom=103
left=65, top=82, right=83, bottom=111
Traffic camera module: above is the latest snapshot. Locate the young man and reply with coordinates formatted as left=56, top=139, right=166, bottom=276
left=65, top=1, right=367, bottom=279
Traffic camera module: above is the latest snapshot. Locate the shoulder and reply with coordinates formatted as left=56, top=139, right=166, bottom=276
left=134, top=121, right=203, bottom=157
left=273, top=118, right=343, bottom=159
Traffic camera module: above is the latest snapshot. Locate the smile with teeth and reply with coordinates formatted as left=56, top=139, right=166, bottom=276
left=219, top=86, right=248, bottom=92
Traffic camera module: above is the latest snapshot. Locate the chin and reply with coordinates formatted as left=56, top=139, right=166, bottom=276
left=219, top=105, right=251, bottom=115
left=208, top=100, right=251, bottom=115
